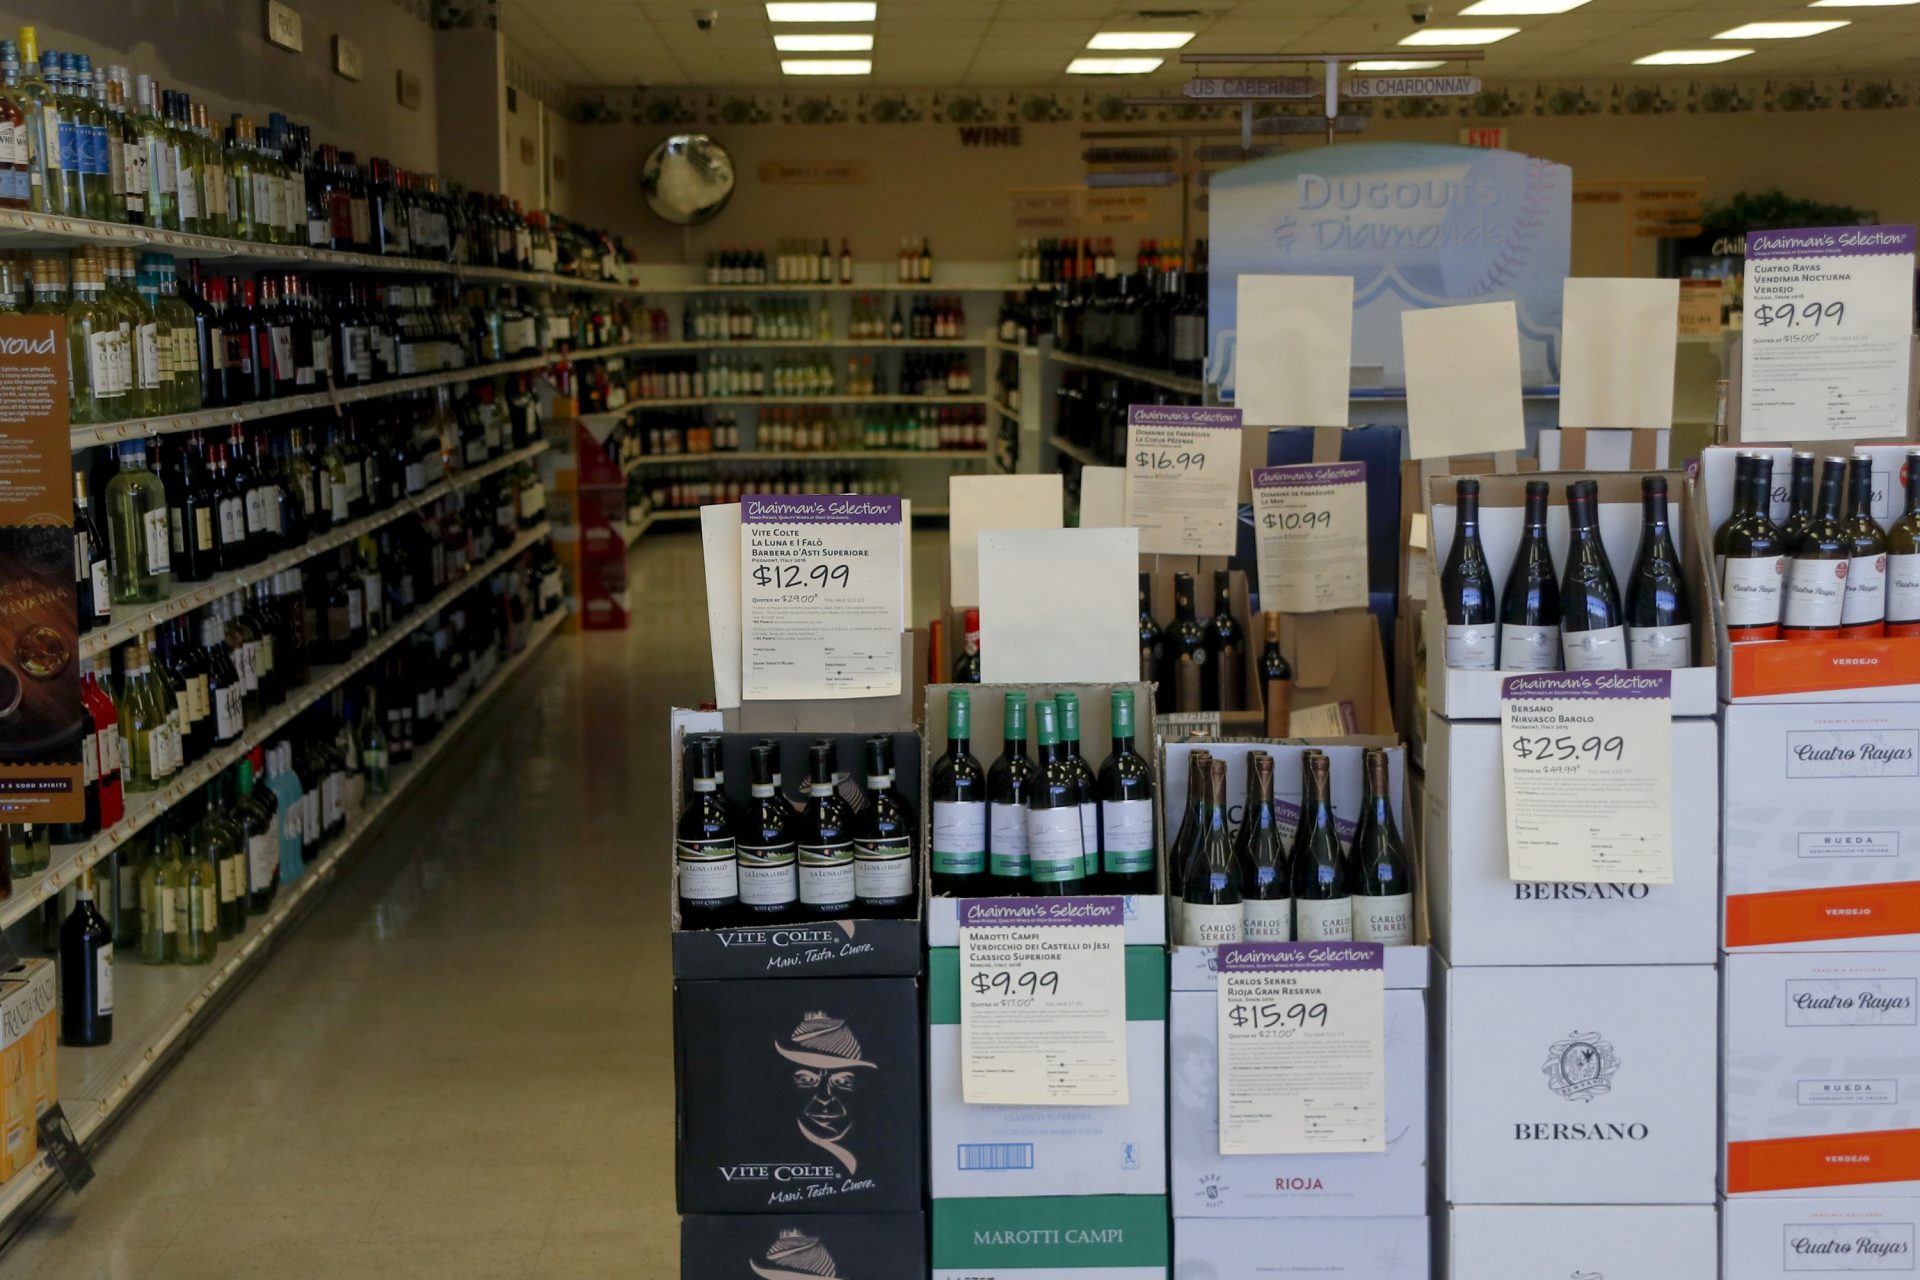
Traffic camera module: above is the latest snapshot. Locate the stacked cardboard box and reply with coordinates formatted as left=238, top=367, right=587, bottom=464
left=0, top=960, right=57, bottom=1186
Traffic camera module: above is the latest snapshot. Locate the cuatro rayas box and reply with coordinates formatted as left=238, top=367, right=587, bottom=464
left=1723, top=1197, right=1920, bottom=1277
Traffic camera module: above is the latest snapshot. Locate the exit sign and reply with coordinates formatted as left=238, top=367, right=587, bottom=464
left=1459, top=126, right=1507, bottom=149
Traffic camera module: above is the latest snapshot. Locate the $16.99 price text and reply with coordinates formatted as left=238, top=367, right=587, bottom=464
left=1133, top=450, right=1207, bottom=473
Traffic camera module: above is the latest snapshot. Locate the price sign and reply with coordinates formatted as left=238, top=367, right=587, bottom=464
left=958, top=897, right=1129, bottom=1106
left=739, top=493, right=904, bottom=701
left=35, top=1104, right=93, bottom=1192
left=1500, top=671, right=1673, bottom=884
left=1124, top=405, right=1245, bottom=555
left=1740, top=225, right=1916, bottom=442
left=1251, top=461, right=1369, bottom=613
left=1216, top=942, right=1385, bottom=1155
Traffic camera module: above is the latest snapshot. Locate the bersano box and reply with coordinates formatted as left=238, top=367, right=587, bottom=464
left=1443, top=1205, right=1719, bottom=1280
left=1168, top=986, right=1427, bottom=1217
left=1439, top=961, right=1719, bottom=1204
left=1724, top=951, right=1920, bottom=1198
left=680, top=1212, right=926, bottom=1279
left=1423, top=713, right=1720, bottom=965
left=1172, top=1214, right=1429, bottom=1279
left=1724, top=1197, right=1919, bottom=1277
left=1722, top=701, right=1920, bottom=952
left=928, top=946, right=1167, bottom=1198
left=676, top=976, right=923, bottom=1213
left=933, top=1195, right=1169, bottom=1279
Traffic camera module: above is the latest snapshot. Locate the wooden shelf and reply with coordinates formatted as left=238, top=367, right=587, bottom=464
left=1047, top=350, right=1205, bottom=398
left=1048, top=435, right=1103, bottom=467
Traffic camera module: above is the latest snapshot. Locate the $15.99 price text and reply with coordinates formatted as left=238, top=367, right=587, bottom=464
left=1226, top=1000, right=1329, bottom=1031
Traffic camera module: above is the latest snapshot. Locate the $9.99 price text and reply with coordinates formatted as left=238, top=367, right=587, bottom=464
left=969, top=969, right=1060, bottom=1002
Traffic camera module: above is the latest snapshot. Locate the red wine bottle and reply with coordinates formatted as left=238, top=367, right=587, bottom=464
left=1624, top=476, right=1691, bottom=669
left=1559, top=480, right=1625, bottom=671
left=1498, top=479, right=1559, bottom=672
left=1441, top=478, right=1498, bottom=669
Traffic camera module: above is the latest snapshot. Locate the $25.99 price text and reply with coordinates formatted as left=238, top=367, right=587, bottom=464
left=1508, top=734, right=1626, bottom=763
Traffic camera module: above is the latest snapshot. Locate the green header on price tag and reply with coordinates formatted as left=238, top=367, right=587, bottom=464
left=928, top=946, right=1167, bottom=1024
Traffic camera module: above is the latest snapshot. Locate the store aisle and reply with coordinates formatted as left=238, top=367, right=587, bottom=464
left=1, top=530, right=944, bottom=1280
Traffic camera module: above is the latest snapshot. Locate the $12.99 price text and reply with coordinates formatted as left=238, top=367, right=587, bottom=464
left=750, top=562, right=852, bottom=590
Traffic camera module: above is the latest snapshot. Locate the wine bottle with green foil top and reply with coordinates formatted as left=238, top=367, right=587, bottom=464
left=986, top=691, right=1033, bottom=890
left=1024, top=700, right=1087, bottom=896
left=1053, top=692, right=1099, bottom=880
left=929, top=688, right=987, bottom=897
left=1095, top=689, right=1155, bottom=894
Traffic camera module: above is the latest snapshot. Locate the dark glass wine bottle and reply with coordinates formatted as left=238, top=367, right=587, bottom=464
left=1169, top=749, right=1210, bottom=890
left=929, top=689, right=988, bottom=897
left=1348, top=748, right=1413, bottom=943
left=1782, top=457, right=1850, bottom=641
left=1204, top=569, right=1242, bottom=713
left=1886, top=449, right=1920, bottom=638
left=1559, top=480, right=1626, bottom=671
left=1179, top=757, right=1242, bottom=945
left=1780, top=451, right=1817, bottom=548
left=1624, top=476, right=1691, bottom=669
left=59, top=867, right=113, bottom=1047
left=675, top=737, right=737, bottom=928
left=1257, top=613, right=1292, bottom=735
left=1025, top=701, right=1087, bottom=896
left=1288, top=750, right=1351, bottom=941
left=1054, top=692, right=1099, bottom=880
left=1841, top=454, right=1887, bottom=639
left=1137, top=572, right=1163, bottom=700
left=986, top=691, right=1033, bottom=892
left=1236, top=751, right=1290, bottom=941
left=736, top=743, right=798, bottom=922
left=1441, top=478, right=1498, bottom=669
left=1713, top=452, right=1754, bottom=580
left=951, top=606, right=981, bottom=683
left=1095, top=689, right=1156, bottom=895
left=797, top=741, right=855, bottom=918
left=1498, top=479, right=1559, bottom=672
left=1720, top=452, right=1783, bottom=643
left=1162, top=571, right=1208, bottom=712
left=854, top=736, right=915, bottom=918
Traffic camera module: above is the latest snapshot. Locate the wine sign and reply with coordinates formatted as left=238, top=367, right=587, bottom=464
left=1215, top=941, right=1386, bottom=1155
left=1740, top=225, right=1916, bottom=443
left=738, top=494, right=904, bottom=701
left=957, top=896, right=1128, bottom=1106
left=1250, top=462, right=1369, bottom=613
left=1499, top=670, right=1674, bottom=884
left=1124, top=404, right=1244, bottom=556
left=0, top=317, right=84, bottom=823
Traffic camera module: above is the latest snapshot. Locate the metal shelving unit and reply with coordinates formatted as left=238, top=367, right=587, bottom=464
left=619, top=448, right=988, bottom=468
left=1048, top=435, right=1102, bottom=468
left=1047, top=349, right=1205, bottom=398
left=603, top=338, right=986, bottom=352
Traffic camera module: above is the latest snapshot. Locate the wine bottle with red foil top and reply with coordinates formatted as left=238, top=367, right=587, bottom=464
left=1624, top=476, right=1691, bottom=669
left=1782, top=457, right=1850, bottom=642
left=1886, top=449, right=1920, bottom=638
left=1840, top=453, right=1887, bottom=639
left=951, top=606, right=981, bottom=683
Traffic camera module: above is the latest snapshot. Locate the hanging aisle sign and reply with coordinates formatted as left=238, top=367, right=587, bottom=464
left=1251, top=461, right=1370, bottom=613
left=1342, top=74, right=1481, bottom=99
left=1500, top=671, right=1673, bottom=884
left=1124, top=405, right=1245, bottom=556
left=1740, top=224, right=1916, bottom=443
left=1183, top=76, right=1318, bottom=100
left=958, top=897, right=1129, bottom=1106
left=739, top=493, right=904, bottom=701
left=1216, top=941, right=1386, bottom=1155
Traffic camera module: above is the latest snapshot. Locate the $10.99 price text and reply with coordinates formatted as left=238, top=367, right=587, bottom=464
left=1261, top=509, right=1332, bottom=532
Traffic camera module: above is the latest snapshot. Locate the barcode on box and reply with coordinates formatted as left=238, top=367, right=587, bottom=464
left=957, top=1143, right=1034, bottom=1171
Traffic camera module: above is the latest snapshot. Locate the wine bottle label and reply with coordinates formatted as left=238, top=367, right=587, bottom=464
left=141, top=508, right=171, bottom=575
left=156, top=887, right=177, bottom=935
left=249, top=832, right=276, bottom=888
left=931, top=801, right=987, bottom=875
left=1627, top=624, right=1692, bottom=670
left=737, top=844, right=798, bottom=907
left=1561, top=625, right=1626, bottom=672
left=1842, top=554, right=1888, bottom=626
left=797, top=843, right=854, bottom=908
left=217, top=856, right=235, bottom=901
left=200, top=884, right=216, bottom=930
left=90, top=561, right=110, bottom=615
left=1026, top=807, right=1085, bottom=883
left=80, top=728, right=97, bottom=785
left=1295, top=897, right=1355, bottom=942
left=854, top=838, right=914, bottom=900
left=1444, top=623, right=1498, bottom=670
left=1352, top=892, right=1414, bottom=944
left=1181, top=901, right=1244, bottom=946
left=989, top=802, right=1030, bottom=877
left=1784, top=557, right=1848, bottom=629
left=1100, top=799, right=1155, bottom=875
left=1241, top=898, right=1294, bottom=942
left=1077, top=802, right=1100, bottom=861
left=95, top=945, right=113, bottom=1016
left=1889, top=553, right=1920, bottom=626
left=677, top=837, right=739, bottom=903
left=118, top=862, right=137, bottom=914
left=1498, top=623, right=1559, bottom=672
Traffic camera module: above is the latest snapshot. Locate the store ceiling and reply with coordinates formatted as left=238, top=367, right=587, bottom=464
left=500, top=0, right=1920, bottom=88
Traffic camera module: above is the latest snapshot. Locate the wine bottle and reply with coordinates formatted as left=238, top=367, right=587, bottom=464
left=1257, top=613, right=1293, bottom=735
left=1720, top=452, right=1785, bottom=644
left=1559, top=480, right=1626, bottom=671
left=1168, top=749, right=1210, bottom=890
left=1289, top=750, right=1351, bottom=941
left=929, top=689, right=988, bottom=897
left=58, top=867, right=112, bottom=1046
left=986, top=692, right=1034, bottom=891
left=1624, top=476, right=1691, bottom=669
left=1440, top=478, right=1498, bottom=669
left=1236, top=751, right=1290, bottom=941
left=736, top=743, right=798, bottom=922
left=1179, top=757, right=1241, bottom=945
left=1025, top=701, right=1087, bottom=896
left=1163, top=571, right=1208, bottom=712
left=951, top=606, right=981, bottom=683
left=1137, top=571, right=1163, bottom=695
left=854, top=736, right=915, bottom=918
left=1204, top=569, right=1243, bottom=713
left=1780, top=452, right=1817, bottom=547
left=1054, top=692, right=1100, bottom=880
left=675, top=737, right=737, bottom=928
left=238, top=749, right=278, bottom=913
left=73, top=469, right=110, bottom=633
left=797, top=741, right=855, bottom=918
left=1886, top=449, right=1920, bottom=638
left=1095, top=689, right=1156, bottom=895
left=1782, top=457, right=1850, bottom=641
left=1498, top=479, right=1560, bottom=672
left=1348, top=748, right=1413, bottom=944
left=1840, top=454, right=1887, bottom=639
left=176, top=807, right=219, bottom=965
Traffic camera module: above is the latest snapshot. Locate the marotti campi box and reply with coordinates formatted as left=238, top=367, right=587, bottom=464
left=1443, top=1205, right=1719, bottom=1280
left=679, top=1213, right=926, bottom=1279
left=932, top=1195, right=1168, bottom=1279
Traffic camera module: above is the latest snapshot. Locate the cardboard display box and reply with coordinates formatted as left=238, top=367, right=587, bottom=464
left=1261, top=609, right=1396, bottom=739
left=1723, top=1197, right=1919, bottom=1278
left=1423, top=713, right=1720, bottom=966
left=1721, top=701, right=1920, bottom=952
left=0, top=960, right=54, bottom=1184
left=1423, top=470, right=1720, bottom=719
left=1140, top=564, right=1268, bottom=734
left=1724, top=951, right=1920, bottom=1198
left=933, top=1195, right=1169, bottom=1279
left=1443, top=1204, right=1718, bottom=1280
left=675, top=975, right=923, bottom=1214
left=927, top=946, right=1167, bottom=1199
left=1173, top=1214, right=1428, bottom=1279
left=1437, top=960, right=1719, bottom=1205
left=680, top=1212, right=926, bottom=1279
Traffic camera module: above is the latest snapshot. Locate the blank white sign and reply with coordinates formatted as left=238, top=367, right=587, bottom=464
left=979, top=527, right=1139, bottom=684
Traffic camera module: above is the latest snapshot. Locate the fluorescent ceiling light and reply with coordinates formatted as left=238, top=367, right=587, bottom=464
left=780, top=58, right=872, bottom=74
left=1350, top=59, right=1446, bottom=69
left=1714, top=18, right=1849, bottom=36
left=774, top=33, right=874, bottom=50
left=1811, top=0, right=1916, bottom=7
left=1399, top=26, right=1521, bottom=44
left=765, top=3, right=876, bottom=22
left=1460, top=0, right=1588, bottom=12
left=1087, top=31, right=1195, bottom=49
left=1067, top=56, right=1165, bottom=73
left=1633, top=47, right=1753, bottom=63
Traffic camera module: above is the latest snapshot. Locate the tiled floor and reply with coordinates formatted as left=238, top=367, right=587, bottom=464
left=0, top=530, right=946, bottom=1280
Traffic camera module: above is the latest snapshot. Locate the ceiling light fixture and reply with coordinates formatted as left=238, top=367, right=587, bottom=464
left=1810, top=0, right=1916, bottom=7
left=773, top=33, right=874, bottom=50
left=1067, top=56, right=1165, bottom=73
left=1459, top=0, right=1588, bottom=13
left=1714, top=18, right=1849, bottom=36
left=1633, top=47, right=1753, bottom=63
left=1087, top=31, right=1196, bottom=49
left=1398, top=26, right=1522, bottom=44
left=764, top=3, right=877, bottom=22
left=1350, top=59, right=1447, bottom=69
left=780, top=58, right=873, bottom=74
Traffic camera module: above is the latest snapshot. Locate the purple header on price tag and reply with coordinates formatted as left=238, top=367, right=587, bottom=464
left=1252, top=461, right=1367, bottom=490
left=1127, top=404, right=1242, bottom=430
left=1217, top=941, right=1384, bottom=972
left=1747, top=225, right=1916, bottom=261
left=959, top=896, right=1124, bottom=928
left=1501, top=670, right=1671, bottom=701
left=740, top=494, right=903, bottom=524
